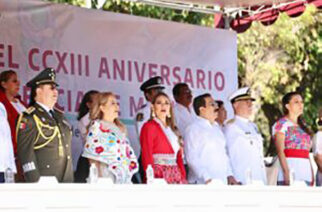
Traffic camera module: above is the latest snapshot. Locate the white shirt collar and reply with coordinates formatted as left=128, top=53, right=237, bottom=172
left=175, top=103, right=192, bottom=113
left=212, top=121, right=220, bottom=127
left=36, top=102, right=52, bottom=113
left=235, top=115, right=250, bottom=123
left=196, top=116, right=214, bottom=128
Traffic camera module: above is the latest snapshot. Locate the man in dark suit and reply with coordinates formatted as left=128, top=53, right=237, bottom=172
left=16, top=68, right=73, bottom=182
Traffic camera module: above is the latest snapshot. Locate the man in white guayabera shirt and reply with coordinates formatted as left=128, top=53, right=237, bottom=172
left=224, top=87, right=267, bottom=185
left=172, top=83, right=197, bottom=136
left=172, top=83, right=197, bottom=174
left=184, top=93, right=238, bottom=185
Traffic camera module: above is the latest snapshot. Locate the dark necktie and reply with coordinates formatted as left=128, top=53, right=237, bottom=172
left=49, top=110, right=54, bottom=117
left=49, top=110, right=57, bottom=122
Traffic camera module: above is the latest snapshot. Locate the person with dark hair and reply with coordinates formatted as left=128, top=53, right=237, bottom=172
left=224, top=87, right=267, bottom=185
left=16, top=68, right=73, bottom=182
left=77, top=90, right=99, bottom=144
left=0, top=70, right=27, bottom=182
left=215, top=100, right=227, bottom=128
left=74, top=90, right=99, bottom=182
left=140, top=92, right=186, bottom=184
left=313, top=108, right=322, bottom=186
left=82, top=92, right=138, bottom=184
left=172, top=83, right=196, bottom=136
left=78, top=90, right=99, bottom=121
left=272, top=91, right=313, bottom=186
left=184, top=93, right=238, bottom=184
left=172, top=83, right=196, bottom=175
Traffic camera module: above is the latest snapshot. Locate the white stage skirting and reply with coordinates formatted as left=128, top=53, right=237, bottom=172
left=0, top=184, right=322, bottom=211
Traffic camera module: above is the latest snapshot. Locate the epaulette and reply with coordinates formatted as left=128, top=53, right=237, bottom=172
left=25, top=106, right=35, bottom=114
left=54, top=107, right=64, bottom=114
left=136, top=113, right=144, bottom=122
left=16, top=113, right=28, bottom=136
left=226, top=119, right=235, bottom=125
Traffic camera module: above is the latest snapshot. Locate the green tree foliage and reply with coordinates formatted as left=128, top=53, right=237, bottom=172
left=237, top=6, right=322, bottom=155
left=49, top=0, right=87, bottom=6
left=48, top=0, right=214, bottom=26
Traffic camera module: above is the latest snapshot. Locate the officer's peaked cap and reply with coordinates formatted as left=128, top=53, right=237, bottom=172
left=26, top=68, right=59, bottom=88
left=229, top=87, right=255, bottom=103
left=140, top=76, right=165, bottom=92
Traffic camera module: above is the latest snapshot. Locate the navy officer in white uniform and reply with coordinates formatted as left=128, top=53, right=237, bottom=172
left=224, top=87, right=267, bottom=185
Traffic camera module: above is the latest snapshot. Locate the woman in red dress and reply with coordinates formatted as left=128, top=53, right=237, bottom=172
left=140, top=92, right=186, bottom=184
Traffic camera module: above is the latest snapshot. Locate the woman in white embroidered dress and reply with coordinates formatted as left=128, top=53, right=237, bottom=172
left=82, top=92, right=138, bottom=184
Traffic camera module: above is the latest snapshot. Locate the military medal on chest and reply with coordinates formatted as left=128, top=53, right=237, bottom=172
left=245, top=131, right=253, bottom=145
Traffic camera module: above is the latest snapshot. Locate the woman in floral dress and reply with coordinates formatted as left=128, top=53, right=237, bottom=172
left=82, top=92, right=138, bottom=184
left=273, top=91, right=313, bottom=186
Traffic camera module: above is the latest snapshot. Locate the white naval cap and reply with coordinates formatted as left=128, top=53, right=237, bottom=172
left=229, top=87, right=255, bottom=103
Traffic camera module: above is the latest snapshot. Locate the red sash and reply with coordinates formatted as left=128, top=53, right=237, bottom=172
left=284, top=149, right=309, bottom=159
left=284, top=149, right=313, bottom=186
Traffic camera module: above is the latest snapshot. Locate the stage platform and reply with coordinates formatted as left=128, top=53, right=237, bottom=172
left=0, top=183, right=322, bottom=211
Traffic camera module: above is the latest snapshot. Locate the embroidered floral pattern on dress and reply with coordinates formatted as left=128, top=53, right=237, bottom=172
left=95, top=146, right=104, bottom=154
left=83, top=120, right=138, bottom=184
left=99, top=123, right=110, bottom=133
left=274, top=117, right=311, bottom=150
left=129, top=161, right=137, bottom=171
left=153, top=164, right=187, bottom=184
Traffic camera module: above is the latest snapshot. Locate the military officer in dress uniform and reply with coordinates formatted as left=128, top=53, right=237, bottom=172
left=133, top=76, right=164, bottom=183
left=16, top=68, right=73, bottom=183
left=224, top=87, right=267, bottom=185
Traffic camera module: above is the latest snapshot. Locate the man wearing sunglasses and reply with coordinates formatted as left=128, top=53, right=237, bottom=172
left=16, top=68, right=73, bottom=183
left=224, top=87, right=267, bottom=185
left=184, top=93, right=238, bottom=185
